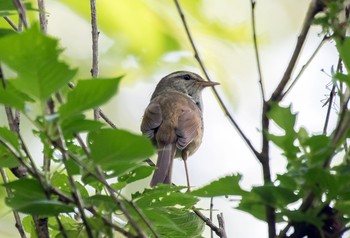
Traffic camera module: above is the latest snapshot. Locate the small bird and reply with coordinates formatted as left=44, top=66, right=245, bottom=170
left=140, top=71, right=219, bottom=190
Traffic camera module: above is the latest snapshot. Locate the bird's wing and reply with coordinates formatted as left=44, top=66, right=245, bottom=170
left=140, top=102, right=162, bottom=140
left=176, top=106, right=202, bottom=150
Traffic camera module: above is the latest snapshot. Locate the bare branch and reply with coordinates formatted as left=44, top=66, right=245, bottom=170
left=283, top=36, right=329, bottom=98
left=12, top=0, right=29, bottom=29
left=270, top=0, right=322, bottom=102
left=210, top=197, right=214, bottom=238
left=250, top=0, right=266, bottom=101
left=192, top=209, right=223, bottom=237
left=89, top=0, right=100, bottom=121
left=3, top=16, right=19, bottom=31
left=217, top=213, right=227, bottom=238
left=37, top=0, right=47, bottom=33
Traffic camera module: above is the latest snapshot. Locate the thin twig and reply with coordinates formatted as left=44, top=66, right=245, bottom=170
left=130, top=200, right=160, bottom=238
left=99, top=109, right=117, bottom=128
left=89, top=0, right=100, bottom=120
left=95, top=166, right=147, bottom=238
left=55, top=216, right=68, bottom=238
left=250, top=0, right=266, bottom=101
left=12, top=0, right=29, bottom=29
left=270, top=0, right=322, bottom=102
left=37, top=0, right=47, bottom=33
left=173, top=0, right=260, bottom=159
left=3, top=16, right=19, bottom=31
left=193, top=209, right=223, bottom=237
left=0, top=168, right=27, bottom=238
left=56, top=126, right=94, bottom=238
left=323, top=85, right=336, bottom=134
left=323, top=57, right=342, bottom=135
left=217, top=213, right=227, bottom=238
left=210, top=197, right=214, bottom=238
left=283, top=36, right=329, bottom=98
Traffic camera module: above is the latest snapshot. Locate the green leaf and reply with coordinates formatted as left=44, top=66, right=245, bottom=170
left=252, top=184, right=299, bottom=208
left=237, top=192, right=284, bottom=222
left=336, top=37, right=350, bottom=72
left=0, top=144, right=20, bottom=168
left=0, top=83, right=26, bottom=111
left=268, top=103, right=297, bottom=134
left=0, top=127, right=20, bottom=152
left=118, top=166, right=154, bottom=184
left=300, top=134, right=332, bottom=165
left=61, top=114, right=104, bottom=136
left=59, top=77, right=122, bottom=120
left=237, top=198, right=266, bottom=221
left=22, top=216, right=38, bottom=238
left=334, top=72, right=350, bottom=88
left=276, top=174, right=298, bottom=191
left=51, top=172, right=89, bottom=198
left=88, top=128, right=155, bottom=170
left=282, top=210, right=323, bottom=227
left=2, top=178, right=74, bottom=216
left=0, top=25, right=77, bottom=101
left=48, top=215, right=78, bottom=231
left=6, top=198, right=74, bottom=216
left=149, top=208, right=204, bottom=238
left=304, top=168, right=350, bottom=199
left=85, top=195, right=118, bottom=212
left=190, top=174, right=247, bottom=197
left=134, top=184, right=198, bottom=209
left=267, top=133, right=299, bottom=159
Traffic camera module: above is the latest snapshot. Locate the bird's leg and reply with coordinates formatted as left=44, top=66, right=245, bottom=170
left=182, top=150, right=191, bottom=192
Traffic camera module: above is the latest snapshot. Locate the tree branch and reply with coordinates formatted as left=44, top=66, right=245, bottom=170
left=217, top=213, right=227, bottom=238
left=283, top=36, right=329, bottom=98
left=12, top=0, right=29, bottom=29
left=89, top=0, right=100, bottom=121
left=3, top=16, right=19, bottom=31
left=270, top=0, right=322, bottom=102
left=250, top=0, right=266, bottom=101
left=37, top=0, right=47, bottom=33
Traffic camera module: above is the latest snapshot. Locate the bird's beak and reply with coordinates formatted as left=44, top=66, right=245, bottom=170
left=200, top=81, right=220, bottom=87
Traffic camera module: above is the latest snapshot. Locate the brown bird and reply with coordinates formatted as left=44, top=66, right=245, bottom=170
left=140, top=71, right=219, bottom=189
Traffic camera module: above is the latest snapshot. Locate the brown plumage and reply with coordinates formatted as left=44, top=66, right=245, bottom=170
left=140, top=71, right=219, bottom=189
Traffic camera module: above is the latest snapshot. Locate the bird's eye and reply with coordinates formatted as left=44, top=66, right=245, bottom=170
left=183, top=74, right=191, bottom=80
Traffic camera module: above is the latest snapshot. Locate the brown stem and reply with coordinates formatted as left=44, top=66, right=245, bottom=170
left=32, top=217, right=49, bottom=238
left=261, top=101, right=275, bottom=238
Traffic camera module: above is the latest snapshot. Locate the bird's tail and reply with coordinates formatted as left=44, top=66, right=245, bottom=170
left=150, top=144, right=176, bottom=187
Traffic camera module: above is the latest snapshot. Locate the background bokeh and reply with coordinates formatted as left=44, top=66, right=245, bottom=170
left=0, top=0, right=342, bottom=237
